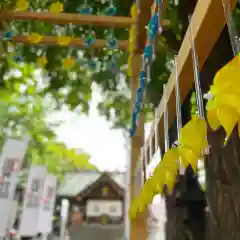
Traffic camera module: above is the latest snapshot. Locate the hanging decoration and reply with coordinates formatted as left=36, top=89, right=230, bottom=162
left=129, top=43, right=154, bottom=137
left=49, top=2, right=64, bottom=14
left=205, top=55, right=240, bottom=140
left=102, top=0, right=117, bottom=16
left=14, top=55, right=24, bottom=62
left=107, top=35, right=118, bottom=49
left=77, top=0, right=93, bottom=15
left=130, top=2, right=157, bottom=137
left=156, top=0, right=163, bottom=33
left=61, top=27, right=75, bottom=70
left=15, top=0, right=29, bottom=11
left=148, top=13, right=159, bottom=41
left=106, top=28, right=118, bottom=72
left=174, top=15, right=208, bottom=173
left=84, top=31, right=96, bottom=47
left=37, top=55, right=48, bottom=67
left=57, top=36, right=72, bottom=46
left=62, top=57, right=75, bottom=69
left=3, top=32, right=13, bottom=41
left=129, top=12, right=211, bottom=219
left=129, top=69, right=146, bottom=137
left=204, top=0, right=240, bottom=143
left=87, top=59, right=97, bottom=71
left=107, top=56, right=118, bottom=73
left=27, top=33, right=43, bottom=44
left=36, top=46, right=48, bottom=68
left=105, top=0, right=118, bottom=50
left=103, top=5, right=117, bottom=16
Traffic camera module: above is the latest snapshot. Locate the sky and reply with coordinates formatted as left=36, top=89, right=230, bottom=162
left=50, top=85, right=128, bottom=172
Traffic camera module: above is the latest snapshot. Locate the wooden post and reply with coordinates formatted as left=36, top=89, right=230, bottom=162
left=0, top=11, right=135, bottom=28
left=129, top=54, right=147, bottom=240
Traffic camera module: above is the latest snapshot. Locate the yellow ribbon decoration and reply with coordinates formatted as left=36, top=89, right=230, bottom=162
left=37, top=56, right=48, bottom=67
left=178, top=116, right=208, bottom=172
left=63, top=58, right=75, bottom=69
left=15, top=0, right=29, bottom=11
left=205, top=54, right=240, bottom=141
left=129, top=116, right=209, bottom=220
left=27, top=33, right=43, bottom=44
left=129, top=147, right=179, bottom=219
left=49, top=2, right=64, bottom=14
left=57, top=36, right=72, bottom=46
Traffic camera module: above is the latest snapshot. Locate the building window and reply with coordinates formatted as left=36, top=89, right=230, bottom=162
left=93, top=204, right=100, bottom=213
left=102, top=187, right=108, bottom=196
left=109, top=205, right=117, bottom=213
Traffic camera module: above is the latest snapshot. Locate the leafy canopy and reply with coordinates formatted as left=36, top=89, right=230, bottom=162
left=0, top=58, right=97, bottom=180
left=1, top=0, right=239, bottom=131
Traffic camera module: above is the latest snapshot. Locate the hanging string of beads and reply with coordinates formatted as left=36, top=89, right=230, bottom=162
left=103, top=0, right=117, bottom=16
left=129, top=2, right=159, bottom=137
left=77, top=0, right=93, bottom=15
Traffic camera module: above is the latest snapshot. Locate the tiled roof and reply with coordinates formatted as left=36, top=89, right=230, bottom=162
left=57, top=171, right=125, bottom=197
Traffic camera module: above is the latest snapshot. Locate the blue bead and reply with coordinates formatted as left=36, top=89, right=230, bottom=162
left=85, top=36, right=95, bottom=47
left=140, top=70, right=146, bottom=79
left=104, top=6, right=117, bottom=16
left=130, top=127, right=135, bottom=137
left=144, top=45, right=153, bottom=62
left=140, top=71, right=146, bottom=87
left=108, top=37, right=117, bottom=49
left=108, top=57, right=118, bottom=72
left=140, top=78, right=145, bottom=89
left=77, top=6, right=93, bottom=15
left=132, top=110, right=137, bottom=120
left=14, top=56, right=24, bottom=62
left=135, top=102, right=140, bottom=113
left=137, top=87, right=143, bottom=102
left=148, top=14, right=159, bottom=40
left=4, top=31, right=13, bottom=40
left=88, top=60, right=96, bottom=70
left=156, top=0, right=162, bottom=5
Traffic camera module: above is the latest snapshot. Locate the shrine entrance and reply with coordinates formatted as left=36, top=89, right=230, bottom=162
left=56, top=171, right=125, bottom=240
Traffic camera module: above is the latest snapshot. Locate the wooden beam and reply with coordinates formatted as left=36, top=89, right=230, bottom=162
left=11, top=36, right=129, bottom=50
left=0, top=11, right=134, bottom=28
left=130, top=54, right=147, bottom=240
left=146, top=0, right=237, bottom=161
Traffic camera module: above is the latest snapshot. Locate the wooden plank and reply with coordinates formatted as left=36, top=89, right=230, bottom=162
left=146, top=0, right=237, bottom=161
left=0, top=11, right=134, bottom=28
left=11, top=36, right=129, bottom=50
left=130, top=54, right=147, bottom=240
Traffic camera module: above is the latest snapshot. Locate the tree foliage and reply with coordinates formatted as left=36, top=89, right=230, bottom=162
left=0, top=59, right=97, bottom=180
left=1, top=0, right=240, bottom=132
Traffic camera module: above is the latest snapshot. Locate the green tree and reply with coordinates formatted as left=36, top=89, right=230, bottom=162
left=0, top=58, right=97, bottom=180
left=0, top=0, right=184, bottom=130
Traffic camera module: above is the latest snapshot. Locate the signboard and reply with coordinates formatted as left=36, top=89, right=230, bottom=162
left=86, top=200, right=122, bottom=218
left=0, top=137, right=29, bottom=237
left=37, top=175, right=57, bottom=234
left=18, top=165, right=46, bottom=237
left=60, top=199, right=69, bottom=240
left=8, top=199, right=18, bottom=232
